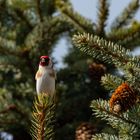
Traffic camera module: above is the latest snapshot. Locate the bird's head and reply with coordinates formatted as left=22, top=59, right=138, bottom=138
left=39, top=56, right=53, bottom=68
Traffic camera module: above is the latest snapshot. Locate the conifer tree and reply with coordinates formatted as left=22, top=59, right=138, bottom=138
left=72, top=32, right=140, bottom=140
left=0, top=0, right=70, bottom=139
left=30, top=93, right=55, bottom=140
left=55, top=0, right=140, bottom=139
left=0, top=0, right=140, bottom=140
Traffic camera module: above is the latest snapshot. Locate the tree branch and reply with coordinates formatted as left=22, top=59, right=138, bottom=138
left=36, top=0, right=43, bottom=22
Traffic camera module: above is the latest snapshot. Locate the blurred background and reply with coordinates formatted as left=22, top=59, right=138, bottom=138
left=53, top=0, right=140, bottom=69
left=0, top=0, right=140, bottom=140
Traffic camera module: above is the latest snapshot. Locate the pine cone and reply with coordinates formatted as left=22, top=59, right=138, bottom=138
left=109, top=83, right=137, bottom=114
left=75, top=122, right=96, bottom=140
left=88, top=63, right=106, bottom=80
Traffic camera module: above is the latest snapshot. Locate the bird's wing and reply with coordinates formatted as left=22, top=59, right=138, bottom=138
left=35, top=70, right=42, bottom=80
left=49, top=69, right=57, bottom=80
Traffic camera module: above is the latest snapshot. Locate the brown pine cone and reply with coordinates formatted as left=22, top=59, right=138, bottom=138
left=109, top=83, right=137, bottom=114
left=75, top=122, right=96, bottom=140
left=88, top=63, right=106, bottom=81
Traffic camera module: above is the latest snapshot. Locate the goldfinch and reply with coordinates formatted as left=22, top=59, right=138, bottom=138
left=35, top=56, right=56, bottom=99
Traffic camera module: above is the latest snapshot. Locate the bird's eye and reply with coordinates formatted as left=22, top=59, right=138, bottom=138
left=45, top=58, right=50, bottom=62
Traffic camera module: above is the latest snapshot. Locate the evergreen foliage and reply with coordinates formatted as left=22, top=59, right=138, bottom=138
left=55, top=0, right=140, bottom=139
left=0, top=0, right=140, bottom=139
left=96, top=0, right=109, bottom=36
left=90, top=99, right=140, bottom=139
left=0, top=0, right=69, bottom=139
left=30, top=93, right=55, bottom=140
left=55, top=0, right=94, bottom=33
left=110, top=0, right=139, bottom=30
left=72, top=22, right=140, bottom=140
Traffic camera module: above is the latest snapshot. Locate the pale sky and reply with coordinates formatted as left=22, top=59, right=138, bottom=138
left=52, top=0, right=140, bottom=69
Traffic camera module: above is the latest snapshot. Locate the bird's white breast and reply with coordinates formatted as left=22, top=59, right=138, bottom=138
left=36, top=68, right=55, bottom=97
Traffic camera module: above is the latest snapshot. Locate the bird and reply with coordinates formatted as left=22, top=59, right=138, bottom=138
left=35, top=55, right=56, bottom=99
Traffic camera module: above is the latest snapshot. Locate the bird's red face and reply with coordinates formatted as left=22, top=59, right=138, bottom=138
left=39, top=56, right=50, bottom=66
